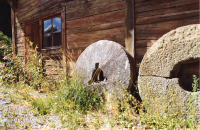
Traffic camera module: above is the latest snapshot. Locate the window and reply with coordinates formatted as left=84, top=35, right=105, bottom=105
left=43, top=15, right=61, bottom=49
left=24, top=7, right=65, bottom=56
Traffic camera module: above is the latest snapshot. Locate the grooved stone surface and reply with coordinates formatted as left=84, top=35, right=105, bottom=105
left=75, top=40, right=134, bottom=91
left=138, top=24, right=200, bottom=124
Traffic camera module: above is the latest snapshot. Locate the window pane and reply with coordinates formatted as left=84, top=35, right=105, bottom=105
left=44, top=19, right=52, bottom=48
left=44, top=19, right=51, bottom=33
left=44, top=33, right=52, bottom=48
left=53, top=17, right=61, bottom=46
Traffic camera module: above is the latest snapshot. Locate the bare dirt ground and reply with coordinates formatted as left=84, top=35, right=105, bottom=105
left=0, top=86, right=62, bottom=129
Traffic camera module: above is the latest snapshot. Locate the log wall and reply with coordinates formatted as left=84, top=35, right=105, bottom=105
left=65, top=0, right=126, bottom=72
left=15, top=0, right=63, bottom=78
left=14, top=0, right=199, bottom=81
left=14, top=0, right=126, bottom=77
left=135, top=0, right=199, bottom=79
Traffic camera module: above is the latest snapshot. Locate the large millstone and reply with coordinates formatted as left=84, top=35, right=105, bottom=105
left=138, top=24, right=200, bottom=123
left=75, top=40, right=134, bottom=93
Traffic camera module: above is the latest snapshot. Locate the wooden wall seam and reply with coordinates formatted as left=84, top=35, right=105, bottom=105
left=11, top=7, right=16, bottom=55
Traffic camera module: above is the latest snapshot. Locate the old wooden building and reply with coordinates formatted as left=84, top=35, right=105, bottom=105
left=7, top=0, right=199, bottom=81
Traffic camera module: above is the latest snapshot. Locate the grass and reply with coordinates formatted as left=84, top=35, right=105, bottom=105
left=0, top=38, right=199, bottom=129
left=1, top=75, right=199, bottom=129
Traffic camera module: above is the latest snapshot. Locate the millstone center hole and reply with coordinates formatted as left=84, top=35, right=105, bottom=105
left=91, top=63, right=105, bottom=83
left=177, top=60, right=199, bottom=92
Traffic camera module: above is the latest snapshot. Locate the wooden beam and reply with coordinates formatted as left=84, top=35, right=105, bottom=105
left=11, top=7, right=16, bottom=55
left=61, top=7, right=67, bottom=78
left=125, top=0, right=136, bottom=82
left=125, top=0, right=134, bottom=56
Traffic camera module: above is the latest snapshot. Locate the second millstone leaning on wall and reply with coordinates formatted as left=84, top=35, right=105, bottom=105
left=138, top=24, right=200, bottom=124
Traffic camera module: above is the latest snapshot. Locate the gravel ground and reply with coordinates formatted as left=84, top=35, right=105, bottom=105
left=0, top=87, right=62, bottom=130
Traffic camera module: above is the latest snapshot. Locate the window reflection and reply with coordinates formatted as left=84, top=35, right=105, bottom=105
left=44, top=34, right=52, bottom=47
left=44, top=19, right=52, bottom=48
left=53, top=17, right=61, bottom=46
left=43, top=16, right=61, bottom=49
left=44, top=19, right=51, bottom=33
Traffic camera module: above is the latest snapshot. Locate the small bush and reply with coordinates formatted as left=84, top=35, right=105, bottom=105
left=0, top=37, right=46, bottom=89
left=0, top=31, right=12, bottom=62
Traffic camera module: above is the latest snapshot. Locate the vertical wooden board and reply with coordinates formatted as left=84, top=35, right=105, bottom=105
left=25, top=24, right=32, bottom=62
left=125, top=0, right=134, bottom=56
left=61, top=7, right=67, bottom=76
left=11, top=8, right=16, bottom=55
left=32, top=23, right=39, bottom=50
left=39, top=20, right=43, bottom=51
left=25, top=24, right=33, bottom=42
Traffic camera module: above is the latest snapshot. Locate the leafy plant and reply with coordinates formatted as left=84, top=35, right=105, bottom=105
left=0, top=31, right=12, bottom=62
left=0, top=36, right=45, bottom=89
left=192, top=75, right=199, bottom=92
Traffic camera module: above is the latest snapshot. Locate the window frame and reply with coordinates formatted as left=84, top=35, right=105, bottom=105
left=42, top=14, right=62, bottom=50
left=23, top=7, right=66, bottom=55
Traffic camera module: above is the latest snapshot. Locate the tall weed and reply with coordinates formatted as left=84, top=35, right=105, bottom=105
left=0, top=38, right=45, bottom=89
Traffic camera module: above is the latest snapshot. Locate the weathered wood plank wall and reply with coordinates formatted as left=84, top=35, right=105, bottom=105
left=14, top=0, right=126, bottom=77
left=15, top=0, right=63, bottom=78
left=135, top=0, right=199, bottom=78
left=65, top=0, right=126, bottom=72
left=14, top=0, right=199, bottom=81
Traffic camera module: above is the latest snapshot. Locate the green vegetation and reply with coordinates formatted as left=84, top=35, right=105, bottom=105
left=0, top=35, right=199, bottom=129
left=0, top=37, right=45, bottom=89
left=0, top=31, right=12, bottom=62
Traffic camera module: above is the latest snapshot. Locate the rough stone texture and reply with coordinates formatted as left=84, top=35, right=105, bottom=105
left=139, top=24, right=200, bottom=77
left=138, top=24, right=200, bottom=124
left=138, top=76, right=200, bottom=122
left=75, top=40, right=134, bottom=92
